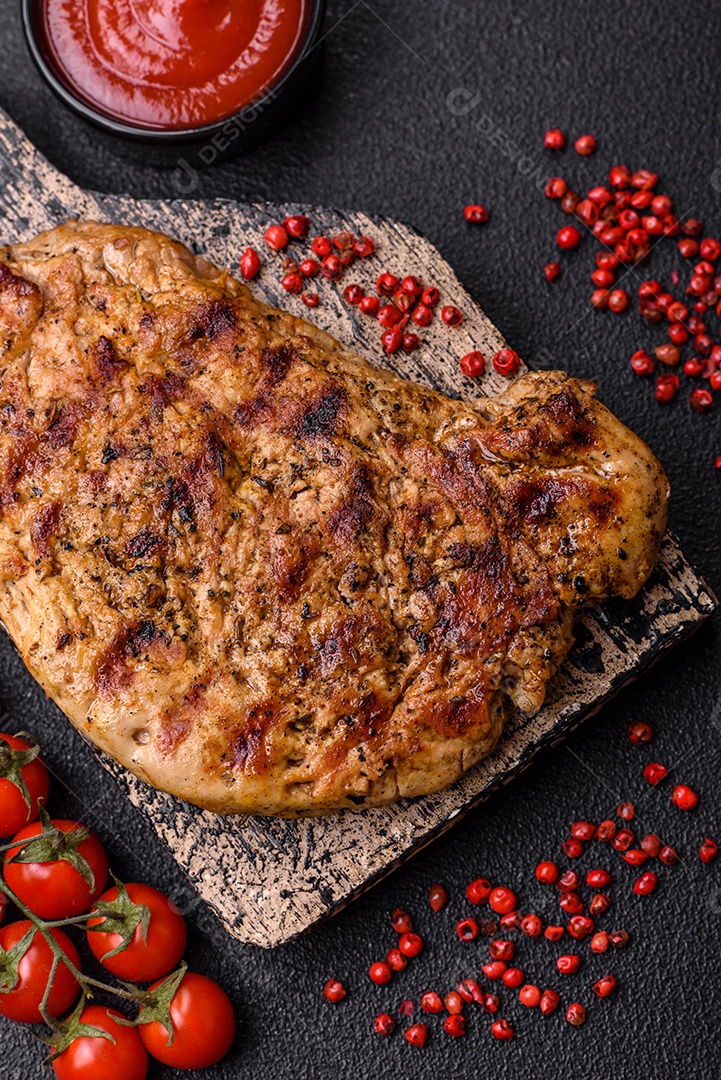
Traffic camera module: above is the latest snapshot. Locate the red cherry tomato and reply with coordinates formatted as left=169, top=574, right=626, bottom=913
left=4, top=819, right=108, bottom=919
left=87, top=883, right=187, bottom=982
left=0, top=733, right=49, bottom=837
left=52, top=1006, right=148, bottom=1080
left=0, top=919, right=80, bottom=1023
left=139, top=971, right=235, bottom=1069
left=0, top=892, right=6, bottom=925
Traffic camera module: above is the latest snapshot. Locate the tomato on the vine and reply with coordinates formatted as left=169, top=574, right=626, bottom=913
left=0, top=733, right=49, bottom=837
left=87, top=883, right=187, bottom=982
left=139, top=971, right=235, bottom=1069
left=52, top=1006, right=148, bottom=1080
left=0, top=920, right=80, bottom=1023
left=4, top=819, right=108, bottom=919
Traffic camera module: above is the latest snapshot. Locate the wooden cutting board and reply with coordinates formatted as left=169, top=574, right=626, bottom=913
left=0, top=109, right=715, bottom=947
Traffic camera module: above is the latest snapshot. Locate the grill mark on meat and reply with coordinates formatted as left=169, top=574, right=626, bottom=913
left=296, top=384, right=347, bottom=437
left=125, top=526, right=161, bottom=559
left=0, top=263, right=43, bottom=351
left=0, top=427, right=37, bottom=506
left=424, top=692, right=491, bottom=739
left=46, top=400, right=88, bottom=450
left=156, top=682, right=207, bottom=756
left=511, top=477, right=618, bottom=526
left=234, top=345, right=294, bottom=428
left=539, top=389, right=596, bottom=447
left=260, top=345, right=293, bottom=386
left=0, top=262, right=39, bottom=300
left=437, top=534, right=541, bottom=655
left=188, top=299, right=237, bottom=341
left=95, top=619, right=170, bottom=696
left=271, top=533, right=320, bottom=603
left=227, top=700, right=280, bottom=773
left=326, top=465, right=375, bottom=542
left=90, top=335, right=129, bottom=383
left=31, top=501, right=61, bottom=557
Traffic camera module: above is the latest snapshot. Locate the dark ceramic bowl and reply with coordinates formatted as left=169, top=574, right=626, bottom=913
left=22, top=0, right=326, bottom=146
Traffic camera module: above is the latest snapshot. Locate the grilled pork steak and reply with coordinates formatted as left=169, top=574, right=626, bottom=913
left=0, top=222, right=668, bottom=815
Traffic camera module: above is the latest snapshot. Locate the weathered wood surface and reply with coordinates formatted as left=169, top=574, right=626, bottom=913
left=0, top=108, right=716, bottom=947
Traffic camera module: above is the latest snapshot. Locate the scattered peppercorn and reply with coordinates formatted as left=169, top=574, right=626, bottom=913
left=466, top=878, right=492, bottom=905
left=628, top=721, right=654, bottom=744
left=699, top=838, right=718, bottom=864
left=405, top=1023, right=427, bottom=1048
left=659, top=845, right=679, bottom=866
left=611, top=828, right=634, bottom=852
left=420, top=991, right=443, bottom=1014
left=398, top=932, right=423, bottom=957
left=557, top=954, right=582, bottom=974
left=640, top=833, right=662, bottom=858
left=519, top=984, right=542, bottom=1007
left=457, top=978, right=483, bottom=1003
left=489, top=939, right=515, bottom=961
left=386, top=948, right=407, bottom=972
left=460, top=351, right=485, bottom=377
left=324, top=978, right=346, bottom=1002
left=566, top=1003, right=586, bottom=1026
left=490, top=1018, right=514, bottom=1041
left=671, top=784, right=699, bottom=810
left=489, top=888, right=517, bottom=915
left=502, top=968, right=524, bottom=989
left=464, top=204, right=489, bottom=224
left=428, top=884, right=448, bottom=913
left=264, top=224, right=289, bottom=250
left=557, top=225, right=581, bottom=250
left=643, top=762, right=668, bottom=786
left=492, top=348, right=521, bottom=376
left=456, top=918, right=479, bottom=942
left=369, top=961, right=392, bottom=985
left=441, top=305, right=463, bottom=326
left=544, top=129, right=566, bottom=150
left=374, top=1013, right=395, bottom=1037
left=283, top=214, right=311, bottom=239
left=535, top=860, right=559, bottom=884
left=633, top=871, right=657, bottom=896
left=443, top=1015, right=466, bottom=1038
left=590, top=931, right=609, bottom=954
left=482, top=960, right=507, bottom=980
left=239, top=247, right=262, bottom=279
left=558, top=869, right=580, bottom=891
left=521, top=914, right=543, bottom=938
left=539, top=989, right=560, bottom=1016
left=574, top=134, right=597, bottom=156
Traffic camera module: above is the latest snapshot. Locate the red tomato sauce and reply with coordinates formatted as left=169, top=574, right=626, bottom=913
left=41, top=0, right=309, bottom=130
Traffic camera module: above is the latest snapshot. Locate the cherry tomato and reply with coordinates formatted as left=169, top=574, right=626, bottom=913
left=0, top=893, right=6, bottom=925
left=0, top=733, right=49, bottom=837
left=87, top=883, right=187, bottom=982
left=0, top=919, right=80, bottom=1023
left=4, top=819, right=108, bottom=919
left=52, top=1006, right=148, bottom=1080
left=139, top=971, right=235, bottom=1069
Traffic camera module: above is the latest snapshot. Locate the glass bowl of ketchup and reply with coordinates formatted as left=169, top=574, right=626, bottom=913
left=22, top=0, right=325, bottom=144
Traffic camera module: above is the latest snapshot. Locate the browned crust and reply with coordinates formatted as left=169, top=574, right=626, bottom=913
left=0, top=221, right=669, bottom=814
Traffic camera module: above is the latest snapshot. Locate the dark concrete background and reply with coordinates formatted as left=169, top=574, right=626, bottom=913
left=1, top=2, right=720, bottom=1078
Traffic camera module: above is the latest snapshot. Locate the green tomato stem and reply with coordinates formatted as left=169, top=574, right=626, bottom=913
left=0, top=873, right=143, bottom=1007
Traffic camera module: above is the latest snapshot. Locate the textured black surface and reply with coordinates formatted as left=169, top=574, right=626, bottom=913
left=1, top=2, right=720, bottom=1078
